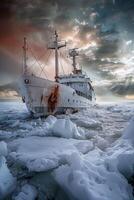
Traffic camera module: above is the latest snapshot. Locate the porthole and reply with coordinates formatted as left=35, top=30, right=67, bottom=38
left=24, top=79, right=30, bottom=84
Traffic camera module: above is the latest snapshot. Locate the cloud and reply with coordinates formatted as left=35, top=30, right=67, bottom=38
left=0, top=0, right=134, bottom=99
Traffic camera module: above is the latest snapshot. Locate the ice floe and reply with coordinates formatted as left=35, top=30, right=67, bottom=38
left=0, top=141, right=16, bottom=200
left=122, top=117, right=134, bottom=142
left=14, top=184, right=37, bottom=200
left=9, top=136, right=93, bottom=172
left=51, top=118, right=82, bottom=139
left=0, top=101, right=134, bottom=199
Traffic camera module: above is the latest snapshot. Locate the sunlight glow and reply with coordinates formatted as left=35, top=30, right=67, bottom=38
left=125, top=95, right=134, bottom=100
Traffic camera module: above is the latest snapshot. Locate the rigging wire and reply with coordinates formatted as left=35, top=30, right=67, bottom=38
left=28, top=49, right=48, bottom=70
left=59, top=51, right=65, bottom=75
left=39, top=50, right=52, bottom=77
left=25, top=39, right=71, bottom=78
left=27, top=44, right=48, bottom=78
left=60, top=51, right=73, bottom=73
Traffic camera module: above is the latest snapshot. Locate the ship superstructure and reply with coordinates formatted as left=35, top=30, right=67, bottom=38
left=18, top=31, right=95, bottom=117
left=58, top=48, right=94, bottom=101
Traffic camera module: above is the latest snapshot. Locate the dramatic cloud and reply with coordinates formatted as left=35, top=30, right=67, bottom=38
left=0, top=0, right=134, bottom=99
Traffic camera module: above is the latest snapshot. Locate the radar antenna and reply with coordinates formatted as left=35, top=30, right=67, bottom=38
left=69, top=48, right=81, bottom=74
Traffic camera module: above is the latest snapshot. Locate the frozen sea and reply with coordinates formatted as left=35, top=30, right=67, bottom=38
left=0, top=100, right=134, bottom=200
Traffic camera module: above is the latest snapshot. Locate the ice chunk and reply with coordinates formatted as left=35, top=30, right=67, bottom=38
left=40, top=115, right=58, bottom=135
left=0, top=157, right=16, bottom=199
left=117, top=152, right=134, bottom=179
left=0, top=141, right=8, bottom=157
left=77, top=127, right=97, bottom=139
left=15, top=184, right=37, bottom=200
left=75, top=118, right=102, bottom=130
left=45, top=115, right=57, bottom=125
left=75, top=141, right=94, bottom=154
left=106, top=138, right=134, bottom=179
left=64, top=152, right=83, bottom=170
left=52, top=118, right=82, bottom=139
left=19, top=123, right=33, bottom=130
left=122, top=117, right=134, bottom=142
left=9, top=136, right=81, bottom=172
left=54, top=151, right=133, bottom=200
left=95, top=136, right=108, bottom=150
left=0, top=130, right=18, bottom=140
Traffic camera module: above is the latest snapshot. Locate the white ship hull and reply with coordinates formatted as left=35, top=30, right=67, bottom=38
left=18, top=75, right=93, bottom=117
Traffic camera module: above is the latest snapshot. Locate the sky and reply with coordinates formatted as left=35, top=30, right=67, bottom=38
left=0, top=0, right=134, bottom=100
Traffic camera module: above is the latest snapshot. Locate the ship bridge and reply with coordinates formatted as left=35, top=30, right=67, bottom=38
left=58, top=73, right=94, bottom=100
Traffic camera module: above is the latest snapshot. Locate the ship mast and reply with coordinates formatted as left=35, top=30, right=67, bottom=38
left=23, top=37, right=28, bottom=74
left=69, top=48, right=79, bottom=74
left=48, top=31, right=66, bottom=82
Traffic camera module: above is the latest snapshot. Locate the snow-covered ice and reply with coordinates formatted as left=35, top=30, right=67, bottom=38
left=9, top=136, right=93, bottom=172
left=0, top=101, right=134, bottom=199
left=14, top=184, right=37, bottom=200
left=0, top=141, right=16, bottom=199
left=51, top=118, right=82, bottom=139
left=0, top=141, right=8, bottom=157
left=122, top=117, right=134, bottom=142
